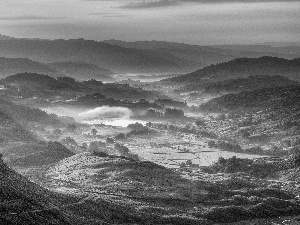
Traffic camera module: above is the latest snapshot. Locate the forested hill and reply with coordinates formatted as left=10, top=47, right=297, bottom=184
left=165, top=57, right=300, bottom=83
left=199, top=85, right=300, bottom=112
left=0, top=98, right=61, bottom=127
left=177, top=75, right=299, bottom=94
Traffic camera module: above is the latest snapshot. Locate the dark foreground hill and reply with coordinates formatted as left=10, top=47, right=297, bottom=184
left=0, top=156, right=75, bottom=225
left=165, top=56, right=300, bottom=83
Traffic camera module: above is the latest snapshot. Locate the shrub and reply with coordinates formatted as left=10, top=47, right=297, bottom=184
left=106, top=137, right=115, bottom=144
left=115, top=133, right=126, bottom=140
left=195, top=119, right=206, bottom=127
left=164, top=108, right=184, bottom=118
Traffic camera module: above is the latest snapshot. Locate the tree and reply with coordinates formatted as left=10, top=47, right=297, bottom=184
left=91, top=128, right=97, bottom=136
left=115, top=133, right=125, bottom=140
left=67, top=124, right=77, bottom=133
left=106, top=137, right=115, bottom=144
left=127, top=122, right=144, bottom=131
left=61, top=137, right=77, bottom=146
left=195, top=119, right=205, bottom=127
left=52, top=129, right=62, bottom=135
left=164, top=108, right=184, bottom=118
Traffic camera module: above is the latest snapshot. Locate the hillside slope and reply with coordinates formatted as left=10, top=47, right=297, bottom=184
left=47, top=61, right=114, bottom=82
left=0, top=57, right=59, bottom=78
left=0, top=98, right=62, bottom=127
left=165, top=57, right=300, bottom=83
left=104, top=40, right=300, bottom=71
left=0, top=157, right=75, bottom=225
left=200, top=85, right=300, bottom=112
left=178, top=75, right=299, bottom=95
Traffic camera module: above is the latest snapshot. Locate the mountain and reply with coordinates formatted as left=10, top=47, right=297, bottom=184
left=165, top=56, right=300, bottom=84
left=215, top=44, right=300, bottom=57
left=0, top=72, right=162, bottom=100
left=178, top=75, right=299, bottom=95
left=199, top=85, right=300, bottom=113
left=47, top=61, right=114, bottom=82
left=0, top=38, right=190, bottom=74
left=104, top=40, right=300, bottom=71
left=0, top=57, right=58, bottom=78
left=0, top=72, right=79, bottom=91
left=0, top=58, right=115, bottom=82
left=104, top=39, right=236, bottom=70
left=2, top=37, right=300, bottom=75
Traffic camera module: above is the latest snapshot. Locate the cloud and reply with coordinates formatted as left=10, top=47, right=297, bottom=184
left=122, top=0, right=179, bottom=8
left=0, top=16, right=65, bottom=21
left=121, top=0, right=300, bottom=9
left=181, top=0, right=300, bottom=2
left=89, top=12, right=131, bottom=18
left=78, top=106, right=133, bottom=120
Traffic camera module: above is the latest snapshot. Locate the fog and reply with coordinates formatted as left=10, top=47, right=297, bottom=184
left=78, top=106, right=133, bottom=121
left=42, top=105, right=147, bottom=127
left=1, top=0, right=299, bottom=45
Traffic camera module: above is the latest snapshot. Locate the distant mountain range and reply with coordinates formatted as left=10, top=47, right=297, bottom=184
left=0, top=57, right=114, bottom=81
left=0, top=57, right=58, bottom=78
left=165, top=56, right=300, bottom=83
left=0, top=37, right=187, bottom=74
left=47, top=61, right=114, bottom=82
left=1, top=36, right=300, bottom=74
left=104, top=40, right=300, bottom=70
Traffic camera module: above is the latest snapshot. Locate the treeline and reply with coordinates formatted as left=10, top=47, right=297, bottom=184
left=144, top=107, right=185, bottom=119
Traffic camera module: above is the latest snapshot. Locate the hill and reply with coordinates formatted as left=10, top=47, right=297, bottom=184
left=200, top=85, right=300, bottom=113
left=165, top=57, right=300, bottom=84
left=2, top=37, right=300, bottom=75
left=43, top=152, right=300, bottom=224
left=0, top=72, right=80, bottom=91
left=0, top=157, right=75, bottom=225
left=0, top=111, right=36, bottom=143
left=178, top=75, right=299, bottom=95
left=104, top=40, right=300, bottom=71
left=0, top=98, right=62, bottom=127
left=0, top=57, right=58, bottom=78
left=47, top=61, right=114, bottom=82
left=0, top=38, right=190, bottom=74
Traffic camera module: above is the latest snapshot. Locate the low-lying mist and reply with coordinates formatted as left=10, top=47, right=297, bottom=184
left=78, top=106, right=133, bottom=121
left=42, top=105, right=147, bottom=127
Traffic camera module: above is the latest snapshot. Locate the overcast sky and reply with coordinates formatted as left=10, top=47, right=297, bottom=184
left=0, top=0, right=299, bottom=45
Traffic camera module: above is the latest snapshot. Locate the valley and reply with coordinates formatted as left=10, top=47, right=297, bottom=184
left=1, top=37, right=300, bottom=225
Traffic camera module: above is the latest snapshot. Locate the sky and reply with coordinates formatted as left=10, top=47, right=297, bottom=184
left=0, top=0, right=299, bottom=45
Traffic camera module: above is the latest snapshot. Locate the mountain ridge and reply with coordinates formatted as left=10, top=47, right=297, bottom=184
left=165, top=56, right=300, bottom=83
